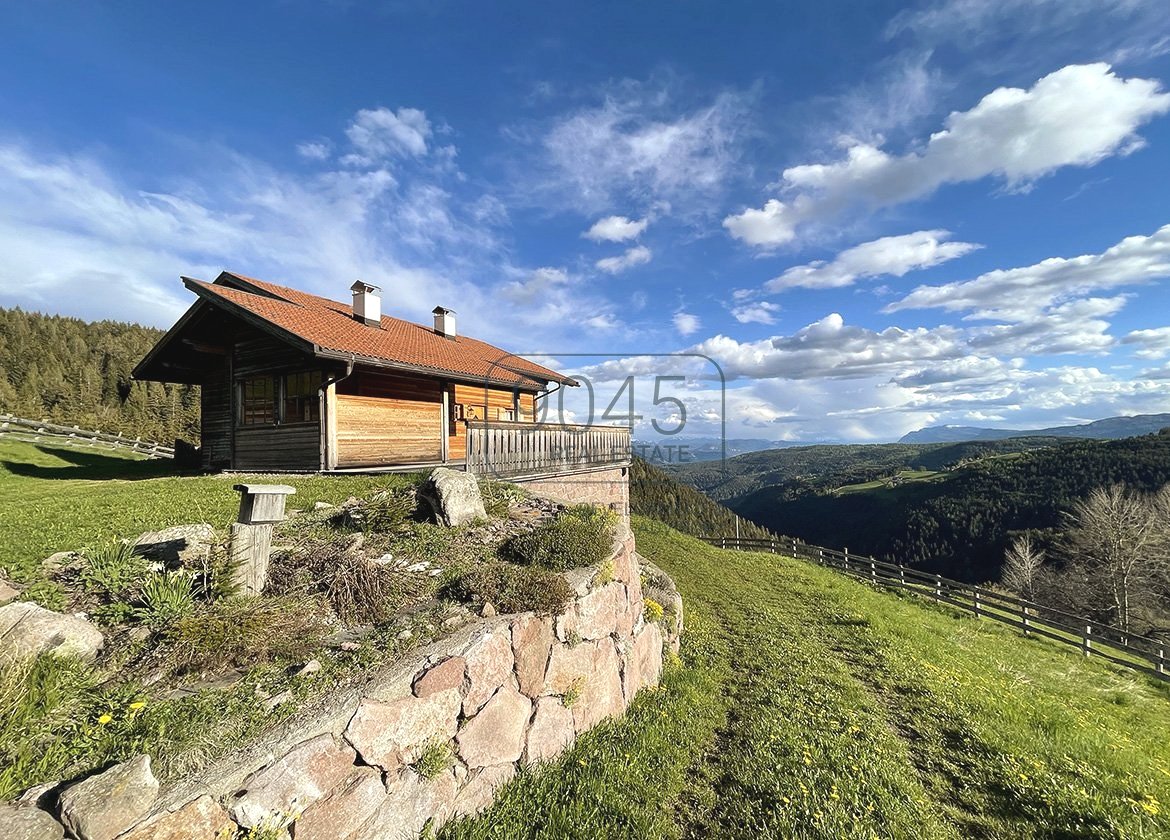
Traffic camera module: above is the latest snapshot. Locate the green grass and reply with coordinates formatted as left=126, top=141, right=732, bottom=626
left=0, top=438, right=410, bottom=582
left=440, top=517, right=1170, bottom=839
left=835, top=468, right=943, bottom=495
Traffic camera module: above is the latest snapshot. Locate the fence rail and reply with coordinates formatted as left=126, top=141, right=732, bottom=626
left=0, top=414, right=175, bottom=459
left=702, top=535, right=1168, bottom=682
left=464, top=420, right=630, bottom=479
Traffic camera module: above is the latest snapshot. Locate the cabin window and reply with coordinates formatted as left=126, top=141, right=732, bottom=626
left=240, top=377, right=276, bottom=426
left=283, top=371, right=320, bottom=423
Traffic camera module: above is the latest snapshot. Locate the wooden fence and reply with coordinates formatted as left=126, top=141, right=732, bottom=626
left=0, top=414, right=175, bottom=459
left=702, top=535, right=1169, bottom=682
left=465, top=420, right=630, bottom=479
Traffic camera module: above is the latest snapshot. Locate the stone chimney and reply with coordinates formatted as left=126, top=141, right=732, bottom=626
left=433, top=306, right=457, bottom=339
left=351, top=281, right=381, bottom=327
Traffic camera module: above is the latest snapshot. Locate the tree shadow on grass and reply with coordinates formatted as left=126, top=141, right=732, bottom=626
left=2, top=444, right=196, bottom=481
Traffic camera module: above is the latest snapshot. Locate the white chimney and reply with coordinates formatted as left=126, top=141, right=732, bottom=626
left=433, top=306, right=457, bottom=339
left=351, top=281, right=381, bottom=327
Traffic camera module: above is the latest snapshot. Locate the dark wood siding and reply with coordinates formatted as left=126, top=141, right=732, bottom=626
left=200, top=359, right=232, bottom=471
left=335, top=370, right=443, bottom=467
left=234, top=425, right=321, bottom=471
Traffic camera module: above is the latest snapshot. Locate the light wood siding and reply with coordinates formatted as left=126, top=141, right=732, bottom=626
left=448, top=384, right=537, bottom=459
left=200, top=360, right=232, bottom=471
left=235, top=425, right=321, bottom=471
left=335, top=370, right=443, bottom=467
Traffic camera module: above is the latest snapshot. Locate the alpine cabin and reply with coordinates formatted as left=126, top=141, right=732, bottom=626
left=133, top=272, right=587, bottom=473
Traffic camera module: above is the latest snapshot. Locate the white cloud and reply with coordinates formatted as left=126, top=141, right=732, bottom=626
left=596, top=245, right=652, bottom=274
left=296, top=141, right=331, bottom=161
left=725, top=64, right=1170, bottom=247
left=496, top=266, right=620, bottom=333
left=525, top=82, right=750, bottom=215
left=673, top=311, right=701, bottom=336
left=1123, top=326, right=1170, bottom=359
left=583, top=215, right=648, bottom=242
left=344, top=106, right=432, bottom=163
left=766, top=230, right=980, bottom=293
left=731, top=300, right=781, bottom=325
left=888, top=223, right=1170, bottom=320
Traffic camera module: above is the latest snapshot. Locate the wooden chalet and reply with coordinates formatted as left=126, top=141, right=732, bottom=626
left=133, top=272, right=612, bottom=474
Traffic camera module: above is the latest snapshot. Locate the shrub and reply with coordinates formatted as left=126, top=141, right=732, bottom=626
left=412, top=740, right=453, bottom=780
left=562, top=677, right=584, bottom=709
left=644, top=598, right=665, bottom=623
left=501, top=505, right=616, bottom=571
left=163, top=596, right=330, bottom=673
left=443, top=563, right=573, bottom=615
left=137, top=573, right=197, bottom=628
left=269, top=542, right=431, bottom=625
left=480, top=480, right=527, bottom=519
left=80, top=541, right=148, bottom=598
left=337, top=488, right=418, bottom=533
left=594, top=558, right=616, bottom=586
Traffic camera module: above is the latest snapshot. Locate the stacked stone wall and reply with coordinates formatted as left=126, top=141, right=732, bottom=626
left=4, top=524, right=681, bottom=840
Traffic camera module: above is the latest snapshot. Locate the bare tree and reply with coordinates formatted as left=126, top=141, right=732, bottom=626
left=1060, top=484, right=1170, bottom=632
left=1002, top=533, right=1045, bottom=600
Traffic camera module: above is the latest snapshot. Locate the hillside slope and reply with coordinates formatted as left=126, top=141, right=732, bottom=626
left=629, top=457, right=779, bottom=540
left=901, top=413, right=1170, bottom=443
left=723, top=432, right=1170, bottom=582
left=442, top=519, right=1170, bottom=839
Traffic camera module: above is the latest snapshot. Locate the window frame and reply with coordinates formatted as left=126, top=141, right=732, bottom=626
left=281, top=370, right=321, bottom=426
left=236, top=371, right=321, bottom=428
left=238, top=375, right=277, bottom=427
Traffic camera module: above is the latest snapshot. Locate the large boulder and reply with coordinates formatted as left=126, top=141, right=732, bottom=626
left=58, top=755, right=159, bottom=840
left=133, top=524, right=215, bottom=568
left=419, top=468, right=486, bottom=527
left=0, top=805, right=64, bottom=840
left=0, top=602, right=103, bottom=661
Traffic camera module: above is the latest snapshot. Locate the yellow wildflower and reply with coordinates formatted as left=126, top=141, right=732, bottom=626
left=97, top=713, right=113, bottom=725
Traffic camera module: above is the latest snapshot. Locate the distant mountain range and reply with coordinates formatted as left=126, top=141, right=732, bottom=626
left=898, top=414, right=1170, bottom=444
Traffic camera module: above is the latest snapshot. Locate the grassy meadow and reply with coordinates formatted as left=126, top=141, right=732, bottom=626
left=442, top=518, right=1170, bottom=839
left=3, top=439, right=1169, bottom=837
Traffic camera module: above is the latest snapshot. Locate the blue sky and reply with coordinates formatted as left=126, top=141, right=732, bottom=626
left=2, top=0, right=1170, bottom=443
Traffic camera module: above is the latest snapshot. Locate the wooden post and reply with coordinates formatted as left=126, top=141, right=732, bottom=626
left=869, top=556, right=877, bottom=584
left=770, top=539, right=776, bottom=554
left=1082, top=624, right=1093, bottom=657
left=843, top=547, right=849, bottom=572
left=933, top=573, right=942, bottom=602
left=1157, top=647, right=1165, bottom=678
left=230, top=484, right=295, bottom=596
left=973, top=589, right=981, bottom=618
left=898, top=565, right=906, bottom=588
left=721, top=537, right=726, bottom=550
left=791, top=538, right=798, bottom=558
left=1021, top=603, right=1031, bottom=636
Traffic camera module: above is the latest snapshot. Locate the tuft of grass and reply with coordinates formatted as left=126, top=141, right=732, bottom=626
left=79, top=540, right=148, bottom=598
left=480, top=480, right=527, bottom=519
left=443, top=564, right=573, bottom=615
left=162, top=596, right=330, bottom=674
left=501, top=505, right=616, bottom=572
left=136, top=572, right=197, bottom=628
left=561, top=678, right=584, bottom=709
left=412, top=740, right=454, bottom=780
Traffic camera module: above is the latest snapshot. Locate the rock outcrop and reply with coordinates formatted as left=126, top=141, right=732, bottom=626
left=419, top=467, right=487, bottom=527
left=0, top=602, right=103, bottom=661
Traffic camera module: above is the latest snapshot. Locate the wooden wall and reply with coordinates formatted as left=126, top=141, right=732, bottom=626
left=448, top=385, right=537, bottom=461
left=235, top=424, right=321, bottom=471
left=334, top=370, right=443, bottom=467
left=200, top=359, right=232, bottom=471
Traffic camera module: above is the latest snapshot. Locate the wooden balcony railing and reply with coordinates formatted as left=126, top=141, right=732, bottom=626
left=464, top=420, right=631, bottom=479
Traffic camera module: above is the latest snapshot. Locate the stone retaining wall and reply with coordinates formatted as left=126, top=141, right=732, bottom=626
left=5, top=523, right=681, bottom=840
left=513, top=465, right=630, bottom=517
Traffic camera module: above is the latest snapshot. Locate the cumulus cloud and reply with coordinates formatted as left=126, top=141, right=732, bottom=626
left=1123, top=326, right=1170, bottom=359
left=888, top=223, right=1170, bottom=320
left=496, top=266, right=620, bottom=333
left=596, top=245, right=652, bottom=274
left=766, top=230, right=980, bottom=293
left=344, top=106, right=432, bottom=163
left=730, top=300, right=782, bottom=324
left=673, top=311, right=701, bottom=336
left=583, top=214, right=649, bottom=242
left=725, top=64, right=1170, bottom=247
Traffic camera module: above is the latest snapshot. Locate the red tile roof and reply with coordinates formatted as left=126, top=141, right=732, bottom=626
left=183, top=272, right=574, bottom=389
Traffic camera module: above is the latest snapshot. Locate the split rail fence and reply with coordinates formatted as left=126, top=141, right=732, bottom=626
left=0, top=414, right=175, bottom=459
left=702, top=535, right=1169, bottom=682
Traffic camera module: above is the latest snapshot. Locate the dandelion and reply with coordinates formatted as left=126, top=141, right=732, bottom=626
left=97, top=713, right=113, bottom=725
left=128, top=701, right=146, bottom=710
